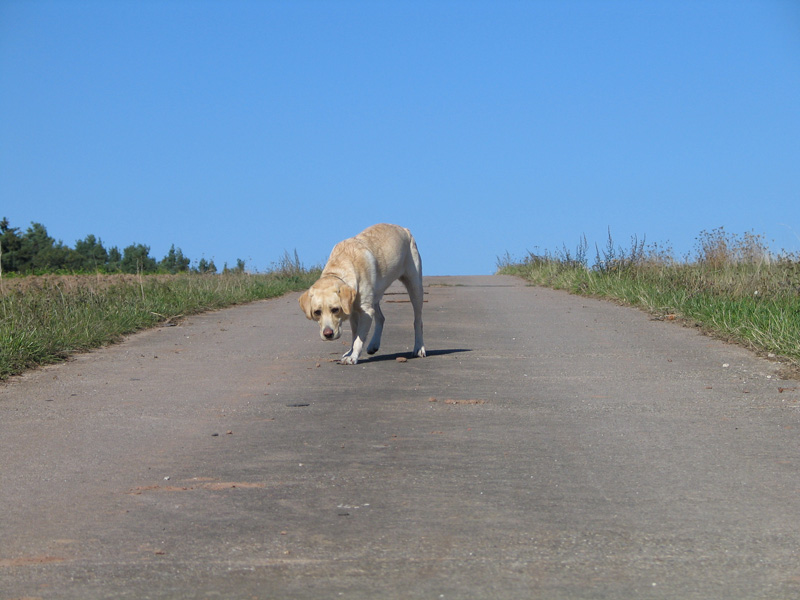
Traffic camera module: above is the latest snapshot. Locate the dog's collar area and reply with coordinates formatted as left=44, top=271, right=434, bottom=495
left=322, top=274, right=349, bottom=286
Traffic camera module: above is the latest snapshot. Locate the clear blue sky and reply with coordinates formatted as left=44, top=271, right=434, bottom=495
left=2, top=0, right=799, bottom=275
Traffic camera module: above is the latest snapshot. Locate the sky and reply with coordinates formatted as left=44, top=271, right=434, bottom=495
left=1, top=0, right=799, bottom=275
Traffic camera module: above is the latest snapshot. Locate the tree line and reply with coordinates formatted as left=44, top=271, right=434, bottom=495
left=0, top=218, right=245, bottom=275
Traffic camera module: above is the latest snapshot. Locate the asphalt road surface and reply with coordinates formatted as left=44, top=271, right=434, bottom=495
left=2, top=275, right=799, bottom=600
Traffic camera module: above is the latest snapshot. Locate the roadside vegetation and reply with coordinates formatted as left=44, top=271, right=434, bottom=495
left=1, top=237, right=319, bottom=380
left=498, top=228, right=800, bottom=373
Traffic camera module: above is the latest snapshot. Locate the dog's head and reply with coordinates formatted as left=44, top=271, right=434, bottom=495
left=298, top=277, right=357, bottom=341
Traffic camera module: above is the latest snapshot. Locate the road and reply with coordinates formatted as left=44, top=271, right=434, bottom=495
left=1, top=275, right=799, bottom=600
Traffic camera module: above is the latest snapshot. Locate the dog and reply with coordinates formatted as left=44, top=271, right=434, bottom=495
left=299, top=223, right=426, bottom=365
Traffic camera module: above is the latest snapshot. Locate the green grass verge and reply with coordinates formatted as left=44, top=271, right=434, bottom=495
left=0, top=269, right=319, bottom=380
left=498, top=229, right=800, bottom=371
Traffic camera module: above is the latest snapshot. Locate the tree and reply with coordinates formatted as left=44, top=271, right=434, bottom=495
left=0, top=217, right=208, bottom=276
left=0, top=219, right=76, bottom=273
left=107, top=246, right=122, bottom=271
left=74, top=234, right=108, bottom=271
left=121, top=243, right=157, bottom=273
left=32, top=241, right=75, bottom=272
left=195, top=257, right=217, bottom=274
left=222, top=258, right=246, bottom=275
left=16, top=222, right=55, bottom=272
left=0, top=217, right=22, bottom=273
left=159, top=245, right=190, bottom=274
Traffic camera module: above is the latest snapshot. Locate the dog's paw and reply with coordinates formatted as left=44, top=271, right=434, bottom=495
left=414, top=346, right=427, bottom=358
left=339, top=354, right=359, bottom=365
left=366, top=344, right=380, bottom=355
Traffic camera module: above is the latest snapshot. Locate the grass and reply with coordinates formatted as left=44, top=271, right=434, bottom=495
left=498, top=228, right=800, bottom=373
left=0, top=253, right=320, bottom=380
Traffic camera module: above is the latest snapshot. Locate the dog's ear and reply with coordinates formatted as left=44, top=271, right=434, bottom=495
left=339, top=285, right=357, bottom=315
left=298, top=290, right=314, bottom=320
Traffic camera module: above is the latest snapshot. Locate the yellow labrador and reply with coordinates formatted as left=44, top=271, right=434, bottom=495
left=299, top=223, right=426, bottom=365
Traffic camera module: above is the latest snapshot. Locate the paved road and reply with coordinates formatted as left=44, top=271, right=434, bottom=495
left=2, top=275, right=799, bottom=600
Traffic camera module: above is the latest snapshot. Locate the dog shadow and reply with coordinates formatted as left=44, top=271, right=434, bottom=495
left=363, top=348, right=471, bottom=363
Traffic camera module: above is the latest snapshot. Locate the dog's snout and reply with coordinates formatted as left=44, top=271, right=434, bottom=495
left=323, top=327, right=335, bottom=339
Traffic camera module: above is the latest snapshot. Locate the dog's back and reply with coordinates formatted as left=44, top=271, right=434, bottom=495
left=329, top=224, right=419, bottom=295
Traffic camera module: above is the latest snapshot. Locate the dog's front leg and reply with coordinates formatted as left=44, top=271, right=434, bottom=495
left=340, top=309, right=372, bottom=365
left=341, top=312, right=359, bottom=361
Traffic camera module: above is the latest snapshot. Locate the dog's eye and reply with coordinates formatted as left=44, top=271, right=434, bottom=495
left=313, top=309, right=322, bottom=317
left=331, top=307, right=340, bottom=314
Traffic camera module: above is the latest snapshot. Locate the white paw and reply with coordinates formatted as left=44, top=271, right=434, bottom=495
left=415, top=346, right=427, bottom=358
left=340, top=354, right=359, bottom=365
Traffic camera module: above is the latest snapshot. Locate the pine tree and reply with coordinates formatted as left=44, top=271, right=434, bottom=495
left=160, top=244, right=190, bottom=273
left=121, top=244, right=157, bottom=273
left=74, top=234, right=108, bottom=271
left=107, top=246, right=122, bottom=271
left=0, top=218, right=22, bottom=273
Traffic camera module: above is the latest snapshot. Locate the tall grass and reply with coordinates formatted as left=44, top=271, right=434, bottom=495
left=1, top=258, right=320, bottom=380
left=498, top=228, right=800, bottom=370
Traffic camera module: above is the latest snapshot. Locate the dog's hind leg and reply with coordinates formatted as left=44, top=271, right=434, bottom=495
left=400, top=277, right=426, bottom=359
left=367, top=301, right=385, bottom=355
left=402, top=236, right=426, bottom=358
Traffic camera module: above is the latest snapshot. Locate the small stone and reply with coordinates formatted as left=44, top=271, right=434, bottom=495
left=396, top=356, right=408, bottom=363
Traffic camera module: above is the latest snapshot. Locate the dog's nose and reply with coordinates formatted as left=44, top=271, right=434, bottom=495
left=323, top=327, right=334, bottom=339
